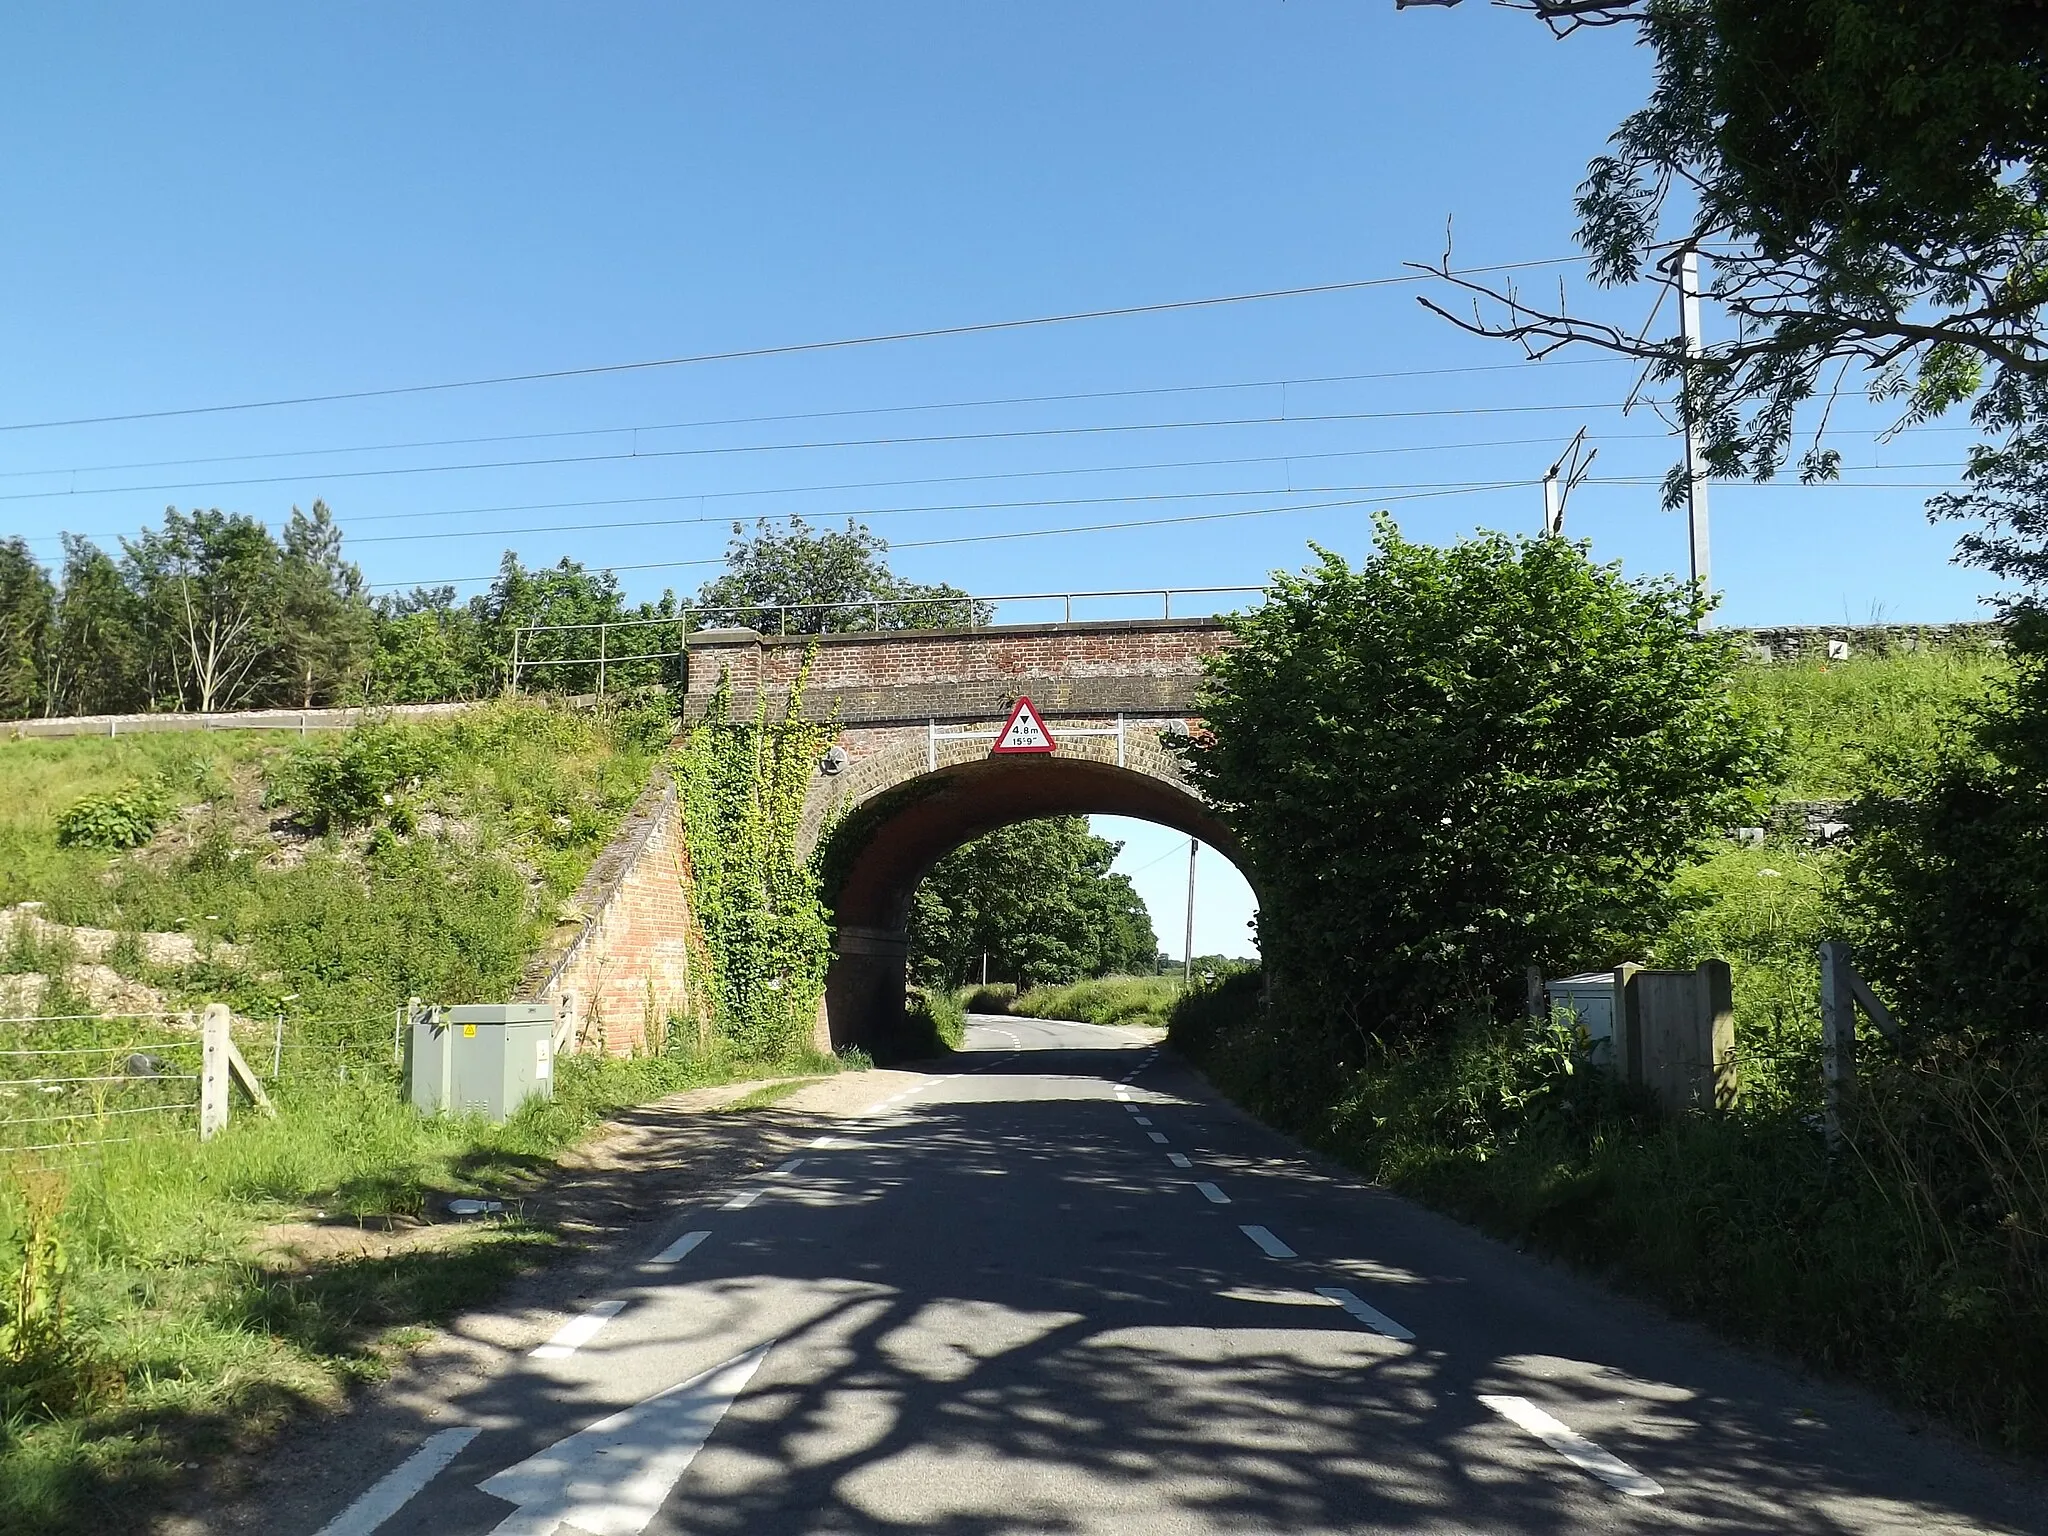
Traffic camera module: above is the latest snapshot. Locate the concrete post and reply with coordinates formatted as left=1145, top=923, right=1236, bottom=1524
left=200, top=1003, right=230, bottom=1141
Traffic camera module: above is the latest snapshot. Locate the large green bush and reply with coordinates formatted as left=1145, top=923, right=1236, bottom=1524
left=54, top=780, right=168, bottom=850
left=1843, top=614, right=2048, bottom=1041
left=1178, top=520, right=1778, bottom=1077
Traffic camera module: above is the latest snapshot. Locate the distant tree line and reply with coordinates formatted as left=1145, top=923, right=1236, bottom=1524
left=0, top=510, right=982, bottom=720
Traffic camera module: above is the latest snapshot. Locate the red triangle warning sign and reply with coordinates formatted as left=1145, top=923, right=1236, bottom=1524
left=990, top=696, right=1057, bottom=754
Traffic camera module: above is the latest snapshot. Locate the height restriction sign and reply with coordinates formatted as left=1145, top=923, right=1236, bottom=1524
left=991, top=696, right=1057, bottom=754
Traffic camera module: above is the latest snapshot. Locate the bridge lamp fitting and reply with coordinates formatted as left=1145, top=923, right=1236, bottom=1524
left=820, top=746, right=850, bottom=776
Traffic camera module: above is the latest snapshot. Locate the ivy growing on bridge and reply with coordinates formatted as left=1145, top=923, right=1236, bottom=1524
left=674, top=650, right=834, bottom=1059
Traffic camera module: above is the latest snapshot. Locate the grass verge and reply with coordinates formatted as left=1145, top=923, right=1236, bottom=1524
left=0, top=1041, right=837, bottom=1536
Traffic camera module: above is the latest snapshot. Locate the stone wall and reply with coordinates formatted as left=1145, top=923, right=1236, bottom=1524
left=1733, top=622, right=2000, bottom=661
left=520, top=768, right=696, bottom=1057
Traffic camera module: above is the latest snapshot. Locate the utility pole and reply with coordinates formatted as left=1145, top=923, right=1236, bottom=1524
left=1679, top=250, right=1712, bottom=624
left=1183, top=839, right=1198, bottom=985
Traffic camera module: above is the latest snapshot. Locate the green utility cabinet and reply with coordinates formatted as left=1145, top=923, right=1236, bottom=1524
left=407, top=1003, right=556, bottom=1122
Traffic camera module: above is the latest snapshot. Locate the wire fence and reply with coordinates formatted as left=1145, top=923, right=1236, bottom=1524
left=0, top=1006, right=410, bottom=1160
left=0, top=1012, right=204, bottom=1156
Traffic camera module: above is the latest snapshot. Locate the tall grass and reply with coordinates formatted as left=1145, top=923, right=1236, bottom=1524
left=1009, top=974, right=1182, bottom=1030
left=1734, top=648, right=2004, bottom=799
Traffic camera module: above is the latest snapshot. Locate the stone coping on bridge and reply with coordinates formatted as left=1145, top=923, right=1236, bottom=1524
left=680, top=615, right=1230, bottom=727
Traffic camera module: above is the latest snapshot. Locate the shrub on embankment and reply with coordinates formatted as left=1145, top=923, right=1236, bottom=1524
left=1172, top=968, right=2048, bottom=1452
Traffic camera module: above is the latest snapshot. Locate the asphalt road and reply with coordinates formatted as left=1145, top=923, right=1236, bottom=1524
left=299, top=1016, right=2042, bottom=1536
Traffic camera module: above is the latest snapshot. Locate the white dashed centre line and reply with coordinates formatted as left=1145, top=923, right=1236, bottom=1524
left=1315, top=1285, right=1415, bottom=1341
left=1479, top=1395, right=1663, bottom=1497
left=531, top=1298, right=627, bottom=1360
left=312, top=1425, right=481, bottom=1536
left=774, top=1158, right=805, bottom=1174
left=809, top=1135, right=840, bottom=1149
left=1239, top=1224, right=1296, bottom=1258
left=723, top=1189, right=762, bottom=1211
left=1167, top=1152, right=1193, bottom=1168
left=1133, top=1115, right=1153, bottom=1126
left=1195, top=1181, right=1231, bottom=1205
left=1147, top=1131, right=1170, bottom=1144
left=650, top=1230, right=710, bottom=1266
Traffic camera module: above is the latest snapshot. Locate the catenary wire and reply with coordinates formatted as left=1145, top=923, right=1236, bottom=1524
left=0, top=400, right=1647, bottom=506
left=0, top=357, right=1643, bottom=483
left=369, top=484, right=1523, bottom=590
left=0, top=258, right=1588, bottom=434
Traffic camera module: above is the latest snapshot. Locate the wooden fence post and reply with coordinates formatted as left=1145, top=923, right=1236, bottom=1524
left=1819, top=940, right=1855, bottom=1149
left=200, top=1003, right=230, bottom=1140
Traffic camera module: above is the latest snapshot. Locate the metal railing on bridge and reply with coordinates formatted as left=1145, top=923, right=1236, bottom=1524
left=508, top=586, right=1265, bottom=696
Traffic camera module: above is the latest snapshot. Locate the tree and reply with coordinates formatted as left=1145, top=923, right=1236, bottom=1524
left=1406, top=1, right=2048, bottom=564
left=121, top=508, right=285, bottom=712
left=909, top=817, right=1158, bottom=989
left=473, top=552, right=676, bottom=696
left=0, top=538, right=53, bottom=720
left=43, top=536, right=141, bottom=717
left=277, top=501, right=374, bottom=706
left=695, top=517, right=991, bottom=634
left=1177, top=519, right=1776, bottom=1070
left=369, top=587, right=494, bottom=703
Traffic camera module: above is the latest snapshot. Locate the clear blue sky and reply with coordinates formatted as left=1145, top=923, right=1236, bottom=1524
left=0, top=5, right=2001, bottom=956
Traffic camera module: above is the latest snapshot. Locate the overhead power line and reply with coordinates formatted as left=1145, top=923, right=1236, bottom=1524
left=21, top=430, right=1675, bottom=549
left=346, top=477, right=1533, bottom=547
left=367, top=483, right=1524, bottom=591
left=0, top=356, right=1640, bottom=484
left=0, top=400, right=1642, bottom=507
left=0, top=257, right=1586, bottom=435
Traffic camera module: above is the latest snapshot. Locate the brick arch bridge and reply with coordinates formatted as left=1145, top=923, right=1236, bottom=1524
left=683, top=616, right=1249, bottom=1050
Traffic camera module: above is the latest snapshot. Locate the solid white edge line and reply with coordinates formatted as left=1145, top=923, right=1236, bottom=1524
left=530, top=1298, right=628, bottom=1360
left=313, top=1425, right=482, bottom=1536
left=1314, top=1285, right=1415, bottom=1342
left=1167, top=1152, right=1193, bottom=1168
left=1239, top=1224, right=1296, bottom=1258
left=651, top=1230, right=711, bottom=1266
left=1478, top=1394, right=1664, bottom=1497
left=723, top=1189, right=762, bottom=1210
left=1195, top=1181, right=1230, bottom=1204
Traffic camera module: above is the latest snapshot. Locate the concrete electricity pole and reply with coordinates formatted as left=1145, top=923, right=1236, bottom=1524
left=1183, top=839, right=1198, bottom=985
left=1679, top=250, right=1712, bottom=623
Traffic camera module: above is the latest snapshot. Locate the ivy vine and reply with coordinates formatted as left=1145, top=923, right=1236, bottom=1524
left=674, top=648, right=834, bottom=1059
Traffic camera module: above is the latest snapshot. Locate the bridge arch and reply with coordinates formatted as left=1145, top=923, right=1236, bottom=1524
left=677, top=614, right=1245, bottom=1053
left=803, top=725, right=1248, bottom=1052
